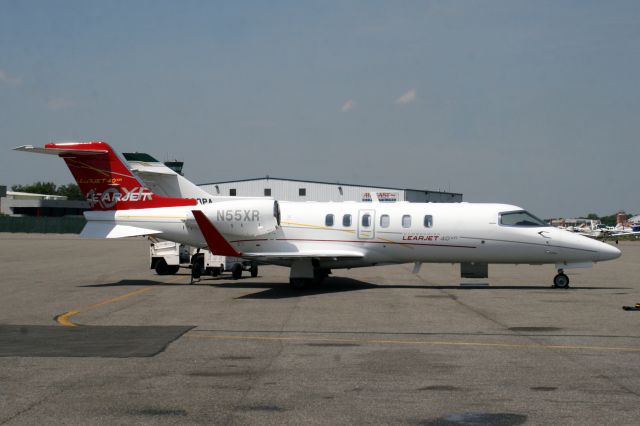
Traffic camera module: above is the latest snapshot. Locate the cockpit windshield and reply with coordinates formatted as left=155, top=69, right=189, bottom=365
left=499, top=210, right=548, bottom=227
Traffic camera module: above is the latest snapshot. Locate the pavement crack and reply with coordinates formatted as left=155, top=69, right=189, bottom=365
left=0, top=384, right=71, bottom=425
left=221, top=287, right=300, bottom=425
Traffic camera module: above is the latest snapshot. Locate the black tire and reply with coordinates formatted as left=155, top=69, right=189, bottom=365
left=553, top=273, right=570, bottom=288
left=155, top=259, right=170, bottom=275
left=232, top=263, right=243, bottom=280
left=289, top=278, right=308, bottom=290
left=167, top=265, right=180, bottom=275
left=192, top=256, right=204, bottom=280
left=250, top=264, right=258, bottom=278
left=211, top=267, right=221, bottom=277
left=312, top=268, right=328, bottom=285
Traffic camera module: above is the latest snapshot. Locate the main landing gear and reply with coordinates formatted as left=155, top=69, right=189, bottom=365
left=289, top=268, right=330, bottom=290
left=553, top=269, right=570, bottom=289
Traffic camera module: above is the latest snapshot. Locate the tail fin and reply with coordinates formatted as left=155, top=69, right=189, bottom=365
left=14, top=141, right=197, bottom=211
left=122, top=152, right=215, bottom=201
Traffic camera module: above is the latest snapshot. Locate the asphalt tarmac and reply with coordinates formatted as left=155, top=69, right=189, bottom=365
left=0, top=233, right=639, bottom=425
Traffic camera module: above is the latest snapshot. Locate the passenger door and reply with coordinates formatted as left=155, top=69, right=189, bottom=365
left=358, top=210, right=375, bottom=239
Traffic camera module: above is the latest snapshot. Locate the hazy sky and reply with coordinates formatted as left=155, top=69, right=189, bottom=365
left=1, top=1, right=638, bottom=218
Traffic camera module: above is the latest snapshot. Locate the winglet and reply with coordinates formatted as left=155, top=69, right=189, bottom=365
left=192, top=210, right=243, bottom=257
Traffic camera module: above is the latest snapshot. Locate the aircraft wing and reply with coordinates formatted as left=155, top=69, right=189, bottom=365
left=81, top=222, right=162, bottom=238
left=240, top=250, right=364, bottom=260
left=610, top=231, right=640, bottom=237
left=191, top=210, right=364, bottom=260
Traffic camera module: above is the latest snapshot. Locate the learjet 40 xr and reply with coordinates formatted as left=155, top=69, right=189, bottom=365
left=14, top=141, right=621, bottom=289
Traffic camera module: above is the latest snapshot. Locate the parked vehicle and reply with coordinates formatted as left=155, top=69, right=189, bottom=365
left=150, top=238, right=258, bottom=280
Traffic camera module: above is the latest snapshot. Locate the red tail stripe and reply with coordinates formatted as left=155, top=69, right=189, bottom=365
left=45, top=141, right=198, bottom=211
left=192, top=210, right=243, bottom=257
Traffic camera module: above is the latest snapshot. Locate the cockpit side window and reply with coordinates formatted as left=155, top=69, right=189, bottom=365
left=499, top=211, right=548, bottom=227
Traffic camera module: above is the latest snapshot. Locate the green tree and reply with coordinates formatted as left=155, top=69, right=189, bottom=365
left=11, top=181, right=57, bottom=195
left=586, top=213, right=599, bottom=220
left=10, top=182, right=84, bottom=200
left=56, top=183, right=84, bottom=200
left=600, top=214, right=618, bottom=227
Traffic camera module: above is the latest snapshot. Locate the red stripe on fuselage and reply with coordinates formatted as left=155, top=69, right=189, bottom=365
left=192, top=210, right=243, bottom=257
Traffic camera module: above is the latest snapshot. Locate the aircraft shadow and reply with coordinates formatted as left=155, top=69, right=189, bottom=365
left=80, top=277, right=630, bottom=299
left=81, top=280, right=178, bottom=288
left=229, top=277, right=629, bottom=300
left=80, top=274, right=276, bottom=288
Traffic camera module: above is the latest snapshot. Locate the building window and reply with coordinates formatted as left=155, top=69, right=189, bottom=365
left=424, top=215, right=433, bottom=228
left=299, top=188, right=306, bottom=196
left=362, top=214, right=371, bottom=227
left=343, top=214, right=352, bottom=227
left=264, top=188, right=271, bottom=196
left=402, top=214, right=411, bottom=228
left=325, top=214, right=334, bottom=227
left=230, top=188, right=236, bottom=196
left=380, top=214, right=390, bottom=228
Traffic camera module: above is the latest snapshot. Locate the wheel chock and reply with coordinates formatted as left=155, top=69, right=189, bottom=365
left=622, top=303, right=640, bottom=311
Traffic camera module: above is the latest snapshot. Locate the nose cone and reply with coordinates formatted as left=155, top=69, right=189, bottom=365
left=561, top=231, right=622, bottom=263
left=598, top=242, right=622, bottom=262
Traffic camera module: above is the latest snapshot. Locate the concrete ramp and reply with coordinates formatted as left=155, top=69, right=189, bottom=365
left=0, top=325, right=193, bottom=357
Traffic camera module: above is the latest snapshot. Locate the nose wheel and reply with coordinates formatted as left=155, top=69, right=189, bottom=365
left=553, top=270, right=570, bottom=288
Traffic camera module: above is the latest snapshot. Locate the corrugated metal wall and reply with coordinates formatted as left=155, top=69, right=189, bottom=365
left=199, top=179, right=462, bottom=203
left=0, top=216, right=86, bottom=233
left=200, top=179, right=405, bottom=202
left=405, top=190, right=462, bottom=203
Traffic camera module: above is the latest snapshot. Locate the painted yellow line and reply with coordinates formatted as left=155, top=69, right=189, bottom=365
left=56, top=310, right=80, bottom=327
left=56, top=287, right=153, bottom=327
left=186, top=333, right=640, bottom=353
left=282, top=221, right=356, bottom=234
left=56, top=275, right=184, bottom=326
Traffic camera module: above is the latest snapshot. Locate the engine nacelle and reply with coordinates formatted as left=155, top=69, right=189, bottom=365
left=189, top=199, right=280, bottom=238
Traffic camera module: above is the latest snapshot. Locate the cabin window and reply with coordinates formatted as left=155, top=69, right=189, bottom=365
left=499, top=210, right=548, bottom=227
left=402, top=214, right=412, bottom=228
left=264, top=188, right=271, bottom=196
left=362, top=214, right=371, bottom=227
left=343, top=214, right=352, bottom=227
left=325, top=214, right=334, bottom=227
left=229, top=188, right=236, bottom=196
left=299, top=188, right=306, bottom=196
left=380, top=214, right=390, bottom=228
left=424, top=215, right=433, bottom=228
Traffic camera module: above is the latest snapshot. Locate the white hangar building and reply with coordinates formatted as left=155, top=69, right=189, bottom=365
left=198, top=177, right=462, bottom=203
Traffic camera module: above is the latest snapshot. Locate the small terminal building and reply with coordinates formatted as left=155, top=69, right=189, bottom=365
left=0, top=185, right=87, bottom=217
left=199, top=177, right=462, bottom=203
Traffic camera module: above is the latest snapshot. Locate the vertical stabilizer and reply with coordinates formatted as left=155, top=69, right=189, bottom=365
left=122, top=152, right=215, bottom=200
left=14, top=141, right=197, bottom=211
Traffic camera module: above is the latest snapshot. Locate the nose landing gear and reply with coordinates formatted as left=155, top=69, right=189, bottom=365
left=553, top=269, right=570, bottom=288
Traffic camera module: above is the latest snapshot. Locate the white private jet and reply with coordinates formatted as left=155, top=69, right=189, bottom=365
left=15, top=141, right=621, bottom=289
left=573, top=223, right=640, bottom=239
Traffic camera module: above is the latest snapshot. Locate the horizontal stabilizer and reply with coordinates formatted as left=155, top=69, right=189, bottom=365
left=14, top=145, right=108, bottom=156
left=80, top=222, right=162, bottom=239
